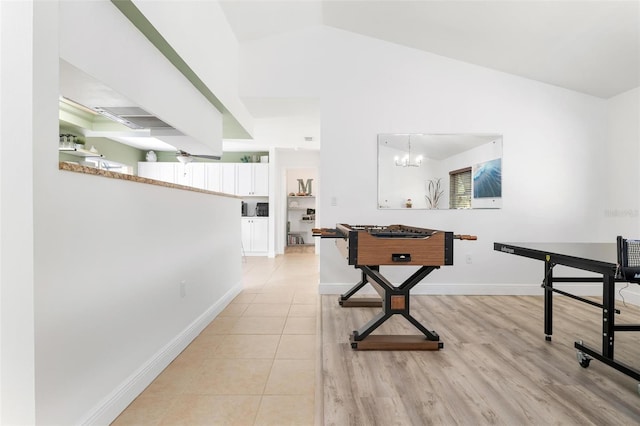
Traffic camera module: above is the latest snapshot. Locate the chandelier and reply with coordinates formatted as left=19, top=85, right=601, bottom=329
left=394, top=137, right=423, bottom=167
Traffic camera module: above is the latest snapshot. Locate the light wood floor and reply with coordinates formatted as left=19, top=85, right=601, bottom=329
left=322, top=292, right=640, bottom=425
left=285, top=245, right=316, bottom=254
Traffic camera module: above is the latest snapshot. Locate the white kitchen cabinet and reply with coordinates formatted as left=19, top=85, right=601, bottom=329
left=252, top=164, right=269, bottom=196
left=236, top=163, right=269, bottom=196
left=137, top=162, right=176, bottom=183
left=174, top=163, right=207, bottom=188
left=204, top=163, right=222, bottom=192
left=205, top=163, right=236, bottom=195
left=174, top=164, right=189, bottom=186
left=241, top=217, right=268, bottom=254
left=190, top=163, right=206, bottom=189
left=138, top=162, right=267, bottom=197
left=204, top=163, right=235, bottom=194
left=221, top=163, right=237, bottom=194
left=139, top=162, right=226, bottom=192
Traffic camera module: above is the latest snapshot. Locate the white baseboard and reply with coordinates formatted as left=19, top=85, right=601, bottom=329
left=319, top=282, right=640, bottom=306
left=243, top=251, right=269, bottom=257
left=79, top=281, right=243, bottom=426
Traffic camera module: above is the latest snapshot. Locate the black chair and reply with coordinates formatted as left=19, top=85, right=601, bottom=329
left=617, top=236, right=640, bottom=284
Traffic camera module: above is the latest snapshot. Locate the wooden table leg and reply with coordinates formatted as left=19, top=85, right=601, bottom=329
left=349, top=266, right=443, bottom=351
left=339, top=268, right=382, bottom=307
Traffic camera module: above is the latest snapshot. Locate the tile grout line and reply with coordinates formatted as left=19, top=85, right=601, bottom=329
left=253, top=265, right=299, bottom=424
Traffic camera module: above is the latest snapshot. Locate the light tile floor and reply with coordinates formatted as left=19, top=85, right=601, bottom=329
left=112, top=252, right=319, bottom=425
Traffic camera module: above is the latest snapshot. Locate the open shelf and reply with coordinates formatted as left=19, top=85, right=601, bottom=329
left=287, top=196, right=316, bottom=246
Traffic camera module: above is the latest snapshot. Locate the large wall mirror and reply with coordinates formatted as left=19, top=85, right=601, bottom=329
left=378, top=133, right=503, bottom=209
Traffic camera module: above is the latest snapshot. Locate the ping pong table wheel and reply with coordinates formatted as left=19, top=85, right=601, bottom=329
left=350, top=331, right=359, bottom=349
left=576, top=348, right=591, bottom=368
left=579, top=358, right=591, bottom=368
left=545, top=335, right=552, bottom=341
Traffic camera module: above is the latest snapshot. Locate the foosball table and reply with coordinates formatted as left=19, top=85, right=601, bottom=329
left=314, top=224, right=476, bottom=350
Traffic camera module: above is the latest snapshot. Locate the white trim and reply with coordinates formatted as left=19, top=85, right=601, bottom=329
left=78, top=281, right=243, bottom=426
left=243, top=251, right=270, bottom=257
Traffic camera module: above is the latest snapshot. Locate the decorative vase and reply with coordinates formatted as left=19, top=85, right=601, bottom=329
left=426, top=178, right=444, bottom=209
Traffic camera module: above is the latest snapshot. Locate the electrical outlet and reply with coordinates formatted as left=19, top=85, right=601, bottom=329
left=465, top=254, right=472, bottom=264
left=180, top=280, right=186, bottom=298
left=331, top=196, right=337, bottom=206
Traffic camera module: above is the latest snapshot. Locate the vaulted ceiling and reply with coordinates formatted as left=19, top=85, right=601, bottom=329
left=220, top=0, right=640, bottom=99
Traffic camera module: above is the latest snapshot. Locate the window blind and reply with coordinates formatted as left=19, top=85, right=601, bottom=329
left=449, top=167, right=472, bottom=209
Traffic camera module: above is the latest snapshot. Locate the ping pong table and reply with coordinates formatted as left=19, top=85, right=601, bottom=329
left=494, top=241, right=640, bottom=393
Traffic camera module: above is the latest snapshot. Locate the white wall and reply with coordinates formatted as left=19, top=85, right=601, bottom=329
left=0, top=1, right=37, bottom=424
left=240, top=26, right=637, bottom=295
left=35, top=174, right=241, bottom=425
left=604, top=87, right=640, bottom=235
left=605, top=87, right=640, bottom=303
left=13, top=2, right=244, bottom=424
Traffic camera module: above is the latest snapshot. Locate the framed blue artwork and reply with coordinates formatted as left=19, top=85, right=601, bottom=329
left=473, top=158, right=502, bottom=198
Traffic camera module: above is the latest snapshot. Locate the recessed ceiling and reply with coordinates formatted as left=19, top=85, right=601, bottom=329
left=220, top=0, right=639, bottom=99
left=224, top=97, right=321, bottom=151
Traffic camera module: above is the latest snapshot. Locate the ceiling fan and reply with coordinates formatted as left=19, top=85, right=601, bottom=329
left=175, top=150, right=221, bottom=164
